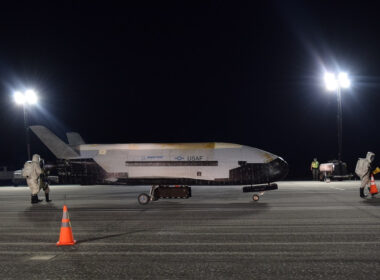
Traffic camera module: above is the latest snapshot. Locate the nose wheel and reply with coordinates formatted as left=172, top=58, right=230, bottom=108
left=252, top=194, right=260, bottom=201
left=252, top=192, right=264, bottom=202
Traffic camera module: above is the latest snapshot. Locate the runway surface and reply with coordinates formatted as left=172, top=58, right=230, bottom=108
left=0, top=181, right=380, bottom=279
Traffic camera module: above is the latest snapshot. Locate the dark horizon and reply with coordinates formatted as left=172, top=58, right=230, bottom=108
left=1, top=1, right=380, bottom=179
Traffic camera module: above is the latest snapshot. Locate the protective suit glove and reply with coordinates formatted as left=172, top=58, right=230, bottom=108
left=373, top=167, right=380, bottom=175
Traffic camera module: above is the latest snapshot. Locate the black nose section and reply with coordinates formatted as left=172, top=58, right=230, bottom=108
left=267, top=157, right=289, bottom=181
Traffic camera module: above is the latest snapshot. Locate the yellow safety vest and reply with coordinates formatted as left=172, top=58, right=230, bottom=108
left=311, top=161, right=319, bottom=169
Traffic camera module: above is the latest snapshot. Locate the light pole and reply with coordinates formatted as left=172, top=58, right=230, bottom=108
left=13, top=90, right=38, bottom=160
left=324, top=72, right=351, bottom=161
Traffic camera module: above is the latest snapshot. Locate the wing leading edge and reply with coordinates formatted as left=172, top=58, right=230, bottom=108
left=30, top=125, right=79, bottom=159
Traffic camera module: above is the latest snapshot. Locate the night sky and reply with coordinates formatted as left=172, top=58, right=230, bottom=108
left=0, top=1, right=379, bottom=178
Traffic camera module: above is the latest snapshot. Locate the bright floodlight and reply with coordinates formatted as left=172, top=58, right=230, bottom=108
left=14, top=90, right=38, bottom=106
left=25, top=89, right=38, bottom=105
left=14, top=91, right=26, bottom=105
left=338, top=72, right=350, bottom=88
left=324, top=72, right=338, bottom=91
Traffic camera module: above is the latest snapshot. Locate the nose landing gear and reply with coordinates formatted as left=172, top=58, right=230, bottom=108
left=243, top=183, right=278, bottom=202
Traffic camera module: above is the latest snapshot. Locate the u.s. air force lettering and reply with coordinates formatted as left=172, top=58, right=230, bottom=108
left=187, top=156, right=203, bottom=161
left=175, top=155, right=203, bottom=161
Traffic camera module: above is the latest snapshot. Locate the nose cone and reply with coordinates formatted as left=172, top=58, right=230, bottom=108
left=268, top=157, right=289, bottom=182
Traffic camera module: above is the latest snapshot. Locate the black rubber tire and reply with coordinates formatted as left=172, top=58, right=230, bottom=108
left=138, top=193, right=150, bottom=205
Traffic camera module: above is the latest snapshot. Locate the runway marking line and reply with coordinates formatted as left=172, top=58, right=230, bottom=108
left=0, top=231, right=378, bottom=237
left=30, top=255, right=56, bottom=261
left=0, top=241, right=379, bottom=246
left=0, top=251, right=379, bottom=257
left=328, top=187, right=345, bottom=191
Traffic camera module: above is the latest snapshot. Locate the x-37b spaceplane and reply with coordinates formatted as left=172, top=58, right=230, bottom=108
left=30, top=126, right=288, bottom=204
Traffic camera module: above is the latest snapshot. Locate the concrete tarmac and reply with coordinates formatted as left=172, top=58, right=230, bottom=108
left=1, top=181, right=380, bottom=279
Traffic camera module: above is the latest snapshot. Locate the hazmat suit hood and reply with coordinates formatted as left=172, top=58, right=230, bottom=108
left=366, top=152, right=375, bottom=163
left=32, top=154, right=40, bottom=163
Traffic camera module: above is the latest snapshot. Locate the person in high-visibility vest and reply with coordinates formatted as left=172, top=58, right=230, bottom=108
left=310, top=158, right=319, bottom=181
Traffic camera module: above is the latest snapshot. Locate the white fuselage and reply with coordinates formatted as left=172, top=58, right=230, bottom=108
left=76, top=143, right=278, bottom=181
left=29, top=125, right=288, bottom=185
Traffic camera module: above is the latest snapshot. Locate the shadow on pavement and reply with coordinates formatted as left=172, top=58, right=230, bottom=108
left=24, top=203, right=60, bottom=212
left=19, top=203, right=61, bottom=223
left=362, top=197, right=380, bottom=206
left=76, top=230, right=146, bottom=244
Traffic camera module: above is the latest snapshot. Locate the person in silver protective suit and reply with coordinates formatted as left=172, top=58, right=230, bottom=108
left=356, top=152, right=380, bottom=198
left=24, top=154, right=43, bottom=204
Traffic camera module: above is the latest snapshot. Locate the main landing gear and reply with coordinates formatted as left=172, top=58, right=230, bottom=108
left=137, top=183, right=278, bottom=205
left=138, top=185, right=192, bottom=205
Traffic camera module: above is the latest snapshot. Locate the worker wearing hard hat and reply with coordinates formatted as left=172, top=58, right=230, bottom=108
left=310, top=158, right=320, bottom=181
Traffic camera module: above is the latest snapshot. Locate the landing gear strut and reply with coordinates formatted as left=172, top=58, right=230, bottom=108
left=138, top=185, right=192, bottom=205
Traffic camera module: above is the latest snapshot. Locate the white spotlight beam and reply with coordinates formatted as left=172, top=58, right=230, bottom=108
left=338, top=72, right=350, bottom=88
left=13, top=90, right=38, bottom=105
left=14, top=91, right=26, bottom=105
left=25, top=89, right=38, bottom=105
left=324, top=72, right=338, bottom=91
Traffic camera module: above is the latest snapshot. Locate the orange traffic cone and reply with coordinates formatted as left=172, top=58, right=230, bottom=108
left=56, top=205, right=76, bottom=246
left=370, top=175, right=378, bottom=195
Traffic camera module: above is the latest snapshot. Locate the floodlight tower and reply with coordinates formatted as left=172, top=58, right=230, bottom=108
left=13, top=90, right=38, bottom=160
left=324, top=72, right=351, bottom=161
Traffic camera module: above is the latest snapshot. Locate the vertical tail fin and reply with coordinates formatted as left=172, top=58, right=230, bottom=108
left=66, top=132, right=85, bottom=146
left=30, top=126, right=79, bottom=159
